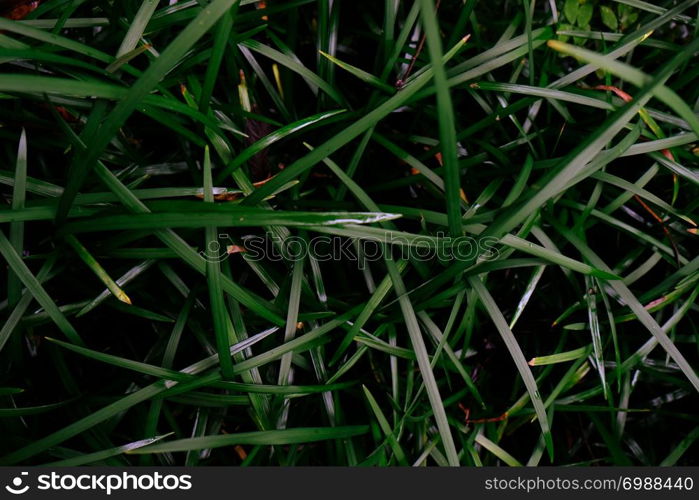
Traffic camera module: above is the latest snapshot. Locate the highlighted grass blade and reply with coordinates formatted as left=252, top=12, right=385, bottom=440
left=64, top=235, right=132, bottom=305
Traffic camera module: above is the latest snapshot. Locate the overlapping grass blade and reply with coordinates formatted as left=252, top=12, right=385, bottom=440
left=0, top=231, right=82, bottom=346
left=469, top=276, right=553, bottom=459
left=128, top=426, right=369, bottom=454
left=54, top=0, right=242, bottom=222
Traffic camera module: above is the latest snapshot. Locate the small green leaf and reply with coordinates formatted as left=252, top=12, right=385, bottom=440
left=564, top=0, right=579, bottom=24
left=601, top=6, right=619, bottom=31
left=617, top=4, right=639, bottom=30
left=577, top=2, right=594, bottom=27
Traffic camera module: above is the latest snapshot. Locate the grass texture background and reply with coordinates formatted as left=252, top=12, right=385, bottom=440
left=0, top=0, right=698, bottom=465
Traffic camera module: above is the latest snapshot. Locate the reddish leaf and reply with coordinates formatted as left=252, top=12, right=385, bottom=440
left=2, top=0, right=40, bottom=20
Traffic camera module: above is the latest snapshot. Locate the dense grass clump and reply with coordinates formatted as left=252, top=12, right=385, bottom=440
left=0, top=0, right=698, bottom=466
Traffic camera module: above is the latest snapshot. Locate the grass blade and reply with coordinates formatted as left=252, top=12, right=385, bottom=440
left=386, top=257, right=459, bottom=466
left=55, top=0, right=242, bottom=223
left=64, top=235, right=132, bottom=305
left=469, top=275, right=553, bottom=460
left=7, top=129, right=27, bottom=308
left=0, top=230, right=82, bottom=346
left=128, top=426, right=369, bottom=454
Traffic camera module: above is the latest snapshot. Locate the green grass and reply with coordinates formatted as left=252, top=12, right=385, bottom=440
left=0, top=0, right=697, bottom=466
